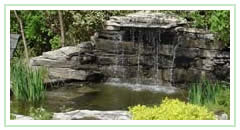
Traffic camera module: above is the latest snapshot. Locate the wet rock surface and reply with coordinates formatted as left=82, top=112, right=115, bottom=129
left=30, top=12, right=229, bottom=87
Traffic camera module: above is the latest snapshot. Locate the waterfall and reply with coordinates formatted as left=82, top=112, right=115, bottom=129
left=119, top=32, right=125, bottom=80
left=154, top=30, right=161, bottom=86
left=136, top=29, right=142, bottom=86
left=113, top=32, right=124, bottom=80
left=169, top=33, right=181, bottom=87
left=113, top=35, right=120, bottom=78
left=136, top=44, right=140, bottom=85
left=106, top=27, right=178, bottom=93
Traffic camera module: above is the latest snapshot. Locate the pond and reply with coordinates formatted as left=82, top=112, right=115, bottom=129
left=11, top=82, right=187, bottom=116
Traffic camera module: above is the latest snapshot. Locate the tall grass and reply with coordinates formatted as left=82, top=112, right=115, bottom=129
left=188, top=80, right=230, bottom=116
left=11, top=60, right=46, bottom=102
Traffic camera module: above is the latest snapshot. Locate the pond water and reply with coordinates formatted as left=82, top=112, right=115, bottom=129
left=11, top=83, right=187, bottom=116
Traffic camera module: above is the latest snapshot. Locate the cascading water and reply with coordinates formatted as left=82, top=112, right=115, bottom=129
left=136, top=29, right=143, bottom=86
left=169, top=32, right=181, bottom=87
left=130, top=28, right=139, bottom=85
left=113, top=35, right=120, bottom=79
left=154, top=30, right=161, bottom=86
left=108, top=27, right=178, bottom=93
left=119, top=32, right=125, bottom=80
left=136, top=43, right=141, bottom=85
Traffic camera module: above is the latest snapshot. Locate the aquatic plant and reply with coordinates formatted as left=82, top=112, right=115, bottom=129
left=188, top=80, right=230, bottom=116
left=10, top=113, right=16, bottom=120
left=11, top=60, right=46, bottom=102
left=129, top=98, right=215, bottom=120
left=29, top=107, right=52, bottom=120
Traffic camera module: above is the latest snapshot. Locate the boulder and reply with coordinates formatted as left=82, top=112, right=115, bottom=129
left=29, top=43, right=103, bottom=84
left=52, top=110, right=131, bottom=120
left=216, top=113, right=228, bottom=120
left=13, top=114, right=34, bottom=120
left=48, top=68, right=91, bottom=81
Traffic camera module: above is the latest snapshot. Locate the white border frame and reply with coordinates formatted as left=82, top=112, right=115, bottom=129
left=5, top=5, right=235, bottom=126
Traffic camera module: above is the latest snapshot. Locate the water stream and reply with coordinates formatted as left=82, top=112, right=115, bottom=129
left=113, top=35, right=120, bottom=78
left=154, top=30, right=161, bottom=86
left=111, top=28, right=179, bottom=88
left=170, top=33, right=182, bottom=87
left=120, top=34, right=125, bottom=80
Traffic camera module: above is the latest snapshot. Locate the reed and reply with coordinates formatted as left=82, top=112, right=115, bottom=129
left=188, top=80, right=230, bottom=116
left=11, top=60, right=46, bottom=102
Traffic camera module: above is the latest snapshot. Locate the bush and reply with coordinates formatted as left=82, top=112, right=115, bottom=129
left=49, top=35, right=61, bottom=50
left=184, top=10, right=230, bottom=46
left=209, top=11, right=230, bottom=45
left=129, top=98, right=216, bottom=120
left=11, top=60, right=46, bottom=102
left=155, top=10, right=230, bottom=46
left=10, top=10, right=135, bottom=57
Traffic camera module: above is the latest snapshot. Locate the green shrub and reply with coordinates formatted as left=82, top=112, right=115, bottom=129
left=10, top=113, right=16, bottom=120
left=209, top=11, right=230, bottom=45
left=49, top=35, right=61, bottom=50
left=186, top=10, right=230, bottom=46
left=129, top=98, right=216, bottom=120
left=10, top=10, right=135, bottom=57
left=29, top=107, right=52, bottom=120
left=154, top=10, right=230, bottom=46
left=11, top=60, right=46, bottom=102
left=188, top=80, right=230, bottom=117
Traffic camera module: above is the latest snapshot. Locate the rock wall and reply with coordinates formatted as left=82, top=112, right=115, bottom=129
left=30, top=12, right=230, bottom=88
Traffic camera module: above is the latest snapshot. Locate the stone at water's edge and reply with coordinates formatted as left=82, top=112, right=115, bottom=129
left=12, top=114, right=34, bottom=120
left=52, top=110, right=131, bottom=120
left=12, top=111, right=227, bottom=120
left=215, top=113, right=228, bottom=120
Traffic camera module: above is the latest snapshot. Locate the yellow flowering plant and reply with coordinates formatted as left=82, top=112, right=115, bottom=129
left=129, top=98, right=216, bottom=120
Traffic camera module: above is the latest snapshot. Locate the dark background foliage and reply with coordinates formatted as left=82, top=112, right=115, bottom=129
left=10, top=10, right=230, bottom=58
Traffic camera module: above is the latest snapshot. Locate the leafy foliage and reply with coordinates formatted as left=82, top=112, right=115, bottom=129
left=49, top=35, right=61, bottom=50
left=10, top=10, right=135, bottom=57
left=11, top=11, right=53, bottom=57
left=63, top=10, right=135, bottom=45
left=129, top=98, right=216, bottom=120
left=10, top=10, right=230, bottom=58
left=154, top=10, right=230, bottom=45
left=209, top=11, right=230, bottom=44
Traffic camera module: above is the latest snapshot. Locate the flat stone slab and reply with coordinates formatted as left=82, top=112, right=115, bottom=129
left=53, top=110, right=131, bottom=120
left=13, top=114, right=34, bottom=120
left=106, top=12, right=187, bottom=29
